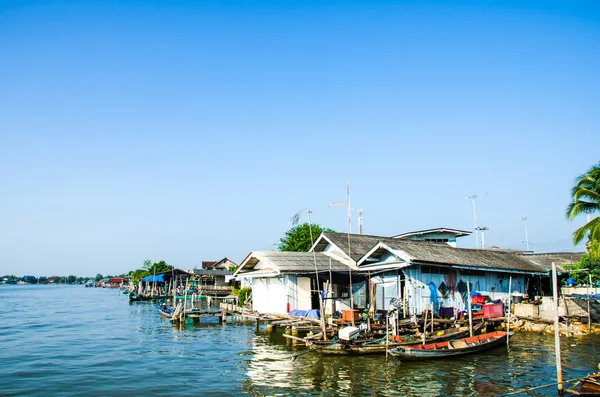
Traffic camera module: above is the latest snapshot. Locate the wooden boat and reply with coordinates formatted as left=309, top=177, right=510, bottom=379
left=567, top=374, right=600, bottom=396
left=129, top=292, right=150, bottom=302
left=389, top=331, right=508, bottom=360
left=158, top=304, right=176, bottom=320
left=307, top=323, right=485, bottom=355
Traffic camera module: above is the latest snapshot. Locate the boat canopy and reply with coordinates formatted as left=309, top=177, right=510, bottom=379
left=141, top=274, right=164, bottom=283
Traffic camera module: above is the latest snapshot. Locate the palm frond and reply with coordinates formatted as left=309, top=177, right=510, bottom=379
left=566, top=201, right=597, bottom=220
left=589, top=216, right=600, bottom=241
left=573, top=224, right=588, bottom=245
left=573, top=187, right=600, bottom=203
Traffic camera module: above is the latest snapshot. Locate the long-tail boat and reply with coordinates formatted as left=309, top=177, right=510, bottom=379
left=567, top=373, right=600, bottom=396
left=388, top=330, right=508, bottom=360
left=306, top=322, right=485, bottom=355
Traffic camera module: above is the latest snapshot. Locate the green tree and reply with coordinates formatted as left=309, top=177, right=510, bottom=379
left=150, top=260, right=172, bottom=273
left=67, top=275, right=77, bottom=284
left=278, top=223, right=335, bottom=252
left=564, top=254, right=600, bottom=286
left=94, top=273, right=104, bottom=282
left=566, top=162, right=600, bottom=259
left=22, top=275, right=37, bottom=284
left=129, top=268, right=147, bottom=282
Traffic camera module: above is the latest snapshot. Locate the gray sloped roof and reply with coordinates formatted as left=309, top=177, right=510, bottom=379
left=321, top=233, right=547, bottom=273
left=382, top=239, right=548, bottom=273
left=234, top=251, right=354, bottom=276
left=520, top=252, right=583, bottom=272
left=192, top=268, right=233, bottom=276
left=392, top=227, right=472, bottom=239
left=317, top=233, right=387, bottom=261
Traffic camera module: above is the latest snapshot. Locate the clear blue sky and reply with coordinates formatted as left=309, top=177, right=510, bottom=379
left=1, top=0, right=598, bottom=276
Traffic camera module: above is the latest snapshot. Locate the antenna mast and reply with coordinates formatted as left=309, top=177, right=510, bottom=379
left=358, top=209, right=364, bottom=235
left=347, top=182, right=351, bottom=234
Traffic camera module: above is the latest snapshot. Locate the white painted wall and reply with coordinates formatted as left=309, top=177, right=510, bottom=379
left=252, top=277, right=287, bottom=314
left=252, top=275, right=315, bottom=314
left=297, top=277, right=312, bottom=310
left=372, top=275, right=401, bottom=311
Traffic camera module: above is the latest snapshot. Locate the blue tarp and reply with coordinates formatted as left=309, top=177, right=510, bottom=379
left=288, top=309, right=320, bottom=319
left=141, top=274, right=165, bottom=283
left=429, top=282, right=439, bottom=311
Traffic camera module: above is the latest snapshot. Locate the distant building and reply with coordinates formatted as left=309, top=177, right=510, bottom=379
left=201, top=261, right=217, bottom=269
left=201, top=257, right=238, bottom=271
left=191, top=268, right=234, bottom=297
left=392, top=227, right=472, bottom=247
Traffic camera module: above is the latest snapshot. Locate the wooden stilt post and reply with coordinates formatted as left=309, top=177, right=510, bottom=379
left=386, top=312, right=389, bottom=362
left=403, top=283, right=407, bottom=319
left=552, top=262, right=564, bottom=395
left=306, top=210, right=328, bottom=341
left=467, top=280, right=473, bottom=337
left=507, top=276, right=512, bottom=346
left=588, top=273, right=592, bottom=330
left=431, top=303, right=434, bottom=333
left=422, top=308, right=428, bottom=344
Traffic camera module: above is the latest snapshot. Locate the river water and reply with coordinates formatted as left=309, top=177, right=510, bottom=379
left=0, top=285, right=598, bottom=396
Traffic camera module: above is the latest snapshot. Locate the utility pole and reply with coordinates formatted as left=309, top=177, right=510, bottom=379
left=465, top=195, right=479, bottom=248
left=522, top=217, right=530, bottom=251
left=475, top=226, right=489, bottom=248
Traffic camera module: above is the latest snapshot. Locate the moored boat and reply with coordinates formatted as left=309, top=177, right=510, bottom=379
left=567, top=373, right=600, bottom=396
left=307, top=323, right=486, bottom=355
left=389, top=331, right=508, bottom=360
left=158, top=304, right=177, bottom=320
left=129, top=292, right=150, bottom=302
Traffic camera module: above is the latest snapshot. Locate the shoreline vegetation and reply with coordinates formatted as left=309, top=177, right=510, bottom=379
left=1, top=273, right=123, bottom=285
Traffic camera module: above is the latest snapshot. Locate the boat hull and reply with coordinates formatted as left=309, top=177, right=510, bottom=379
left=310, top=323, right=485, bottom=355
left=389, top=331, right=508, bottom=360
left=567, top=374, right=600, bottom=396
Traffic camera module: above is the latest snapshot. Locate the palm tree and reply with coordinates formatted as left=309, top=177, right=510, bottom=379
left=566, top=162, right=600, bottom=255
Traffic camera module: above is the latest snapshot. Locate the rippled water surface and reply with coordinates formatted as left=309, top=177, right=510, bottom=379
left=0, top=285, right=598, bottom=396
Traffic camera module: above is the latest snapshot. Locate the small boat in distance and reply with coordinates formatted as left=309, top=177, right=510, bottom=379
left=567, top=373, right=600, bottom=396
left=389, top=331, right=509, bottom=360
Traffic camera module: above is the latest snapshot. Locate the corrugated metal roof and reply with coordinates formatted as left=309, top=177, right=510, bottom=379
left=521, top=252, right=583, bottom=271
left=234, top=251, right=355, bottom=276
left=321, top=232, right=549, bottom=273
left=392, top=227, right=472, bottom=239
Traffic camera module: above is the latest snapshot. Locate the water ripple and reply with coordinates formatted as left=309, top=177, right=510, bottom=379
left=1, top=285, right=599, bottom=396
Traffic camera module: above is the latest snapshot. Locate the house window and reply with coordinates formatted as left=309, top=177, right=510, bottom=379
left=421, top=266, right=442, bottom=274
left=460, top=269, right=485, bottom=276
left=424, top=238, right=449, bottom=243
left=337, top=285, right=349, bottom=298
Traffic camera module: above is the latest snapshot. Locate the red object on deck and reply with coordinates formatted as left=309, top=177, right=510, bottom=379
left=483, top=303, right=504, bottom=319
left=472, top=295, right=485, bottom=305
left=342, top=310, right=360, bottom=322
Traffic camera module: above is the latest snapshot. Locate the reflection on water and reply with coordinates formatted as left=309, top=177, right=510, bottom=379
left=0, top=285, right=598, bottom=396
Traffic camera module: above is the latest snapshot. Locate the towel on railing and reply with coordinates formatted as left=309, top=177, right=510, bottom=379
left=438, top=306, right=455, bottom=319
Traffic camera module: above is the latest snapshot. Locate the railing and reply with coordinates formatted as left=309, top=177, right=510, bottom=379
left=198, top=285, right=232, bottom=296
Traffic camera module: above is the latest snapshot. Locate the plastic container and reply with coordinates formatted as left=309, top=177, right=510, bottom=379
left=342, top=310, right=360, bottom=322
left=483, top=302, right=504, bottom=319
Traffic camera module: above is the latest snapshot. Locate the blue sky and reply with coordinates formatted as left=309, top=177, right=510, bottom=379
left=1, top=0, right=598, bottom=276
